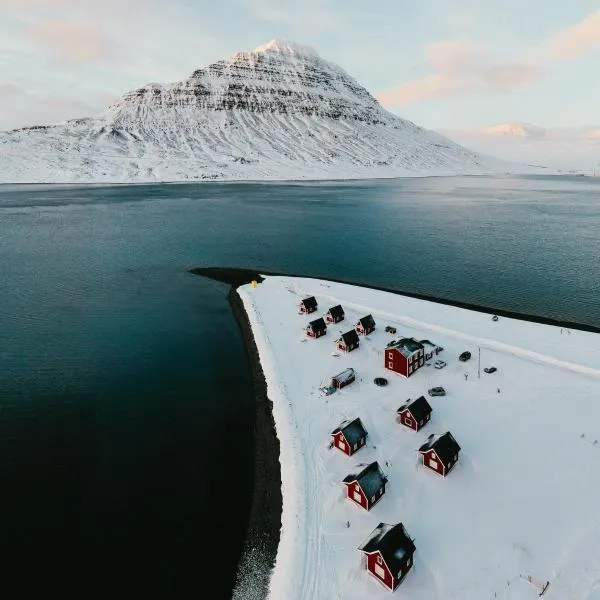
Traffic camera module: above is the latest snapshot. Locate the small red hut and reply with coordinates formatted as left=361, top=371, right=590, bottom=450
left=336, top=330, right=359, bottom=352
left=397, top=396, right=432, bottom=432
left=305, top=317, right=327, bottom=339
left=326, top=305, right=345, bottom=323
left=358, top=522, right=416, bottom=591
left=355, top=314, right=376, bottom=336
left=385, top=338, right=425, bottom=378
left=418, top=431, right=461, bottom=477
left=331, top=367, right=356, bottom=389
left=298, top=296, right=318, bottom=314
left=343, top=461, right=387, bottom=511
left=331, top=417, right=368, bottom=456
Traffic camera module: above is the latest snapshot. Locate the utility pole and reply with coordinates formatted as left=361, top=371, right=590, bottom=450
left=478, top=346, right=481, bottom=379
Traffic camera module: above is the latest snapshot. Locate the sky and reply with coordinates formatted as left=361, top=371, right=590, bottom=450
left=0, top=0, right=599, bottom=131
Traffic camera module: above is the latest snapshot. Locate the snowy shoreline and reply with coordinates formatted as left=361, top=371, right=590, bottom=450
left=234, top=273, right=600, bottom=600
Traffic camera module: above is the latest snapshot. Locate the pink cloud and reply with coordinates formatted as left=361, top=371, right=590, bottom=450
left=24, top=20, right=116, bottom=62
left=547, top=9, right=600, bottom=59
left=483, top=64, right=541, bottom=89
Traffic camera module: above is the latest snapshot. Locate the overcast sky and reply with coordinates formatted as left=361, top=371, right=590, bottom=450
left=1, top=0, right=599, bottom=131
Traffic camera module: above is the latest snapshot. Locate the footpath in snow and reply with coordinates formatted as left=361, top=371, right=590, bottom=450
left=238, top=275, right=600, bottom=600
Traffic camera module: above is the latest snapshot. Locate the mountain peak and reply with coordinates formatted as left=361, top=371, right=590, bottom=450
left=252, top=38, right=319, bottom=58
left=483, top=122, right=546, bottom=139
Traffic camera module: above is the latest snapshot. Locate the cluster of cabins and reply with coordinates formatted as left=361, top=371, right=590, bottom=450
left=299, top=294, right=461, bottom=592
left=299, top=296, right=441, bottom=378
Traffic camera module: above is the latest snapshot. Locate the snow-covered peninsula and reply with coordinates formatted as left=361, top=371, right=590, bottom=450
left=237, top=275, right=600, bottom=600
left=0, top=39, right=510, bottom=183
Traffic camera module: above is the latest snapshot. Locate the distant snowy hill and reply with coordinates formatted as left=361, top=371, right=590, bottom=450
left=0, top=39, right=508, bottom=183
left=443, top=122, right=600, bottom=173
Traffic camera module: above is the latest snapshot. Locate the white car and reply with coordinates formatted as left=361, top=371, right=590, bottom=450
left=434, top=360, right=447, bottom=369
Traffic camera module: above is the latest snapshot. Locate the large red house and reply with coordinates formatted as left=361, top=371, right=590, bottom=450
left=336, top=329, right=359, bottom=352
left=305, top=317, right=327, bottom=338
left=385, top=338, right=425, bottom=377
left=331, top=417, right=368, bottom=456
left=343, top=461, right=387, bottom=511
left=355, top=314, right=376, bottom=336
left=326, top=305, right=345, bottom=323
left=418, top=431, right=461, bottom=477
left=396, top=396, right=433, bottom=432
left=358, top=522, right=416, bottom=591
left=298, top=296, right=318, bottom=314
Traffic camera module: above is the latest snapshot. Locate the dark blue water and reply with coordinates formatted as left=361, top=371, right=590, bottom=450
left=1, top=175, right=599, bottom=598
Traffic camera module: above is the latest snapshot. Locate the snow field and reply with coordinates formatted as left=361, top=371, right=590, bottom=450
left=239, top=276, right=600, bottom=600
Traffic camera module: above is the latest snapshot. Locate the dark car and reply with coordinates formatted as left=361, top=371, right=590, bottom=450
left=428, top=386, right=446, bottom=397
left=374, top=377, right=388, bottom=386
left=459, top=351, right=472, bottom=362
left=483, top=367, right=497, bottom=374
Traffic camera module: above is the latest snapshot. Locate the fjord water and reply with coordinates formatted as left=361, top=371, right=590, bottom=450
left=1, top=175, right=599, bottom=598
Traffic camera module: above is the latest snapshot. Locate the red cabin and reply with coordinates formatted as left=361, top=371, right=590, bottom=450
left=326, top=305, right=345, bottom=323
left=385, top=338, right=425, bottom=378
left=397, top=396, right=432, bottom=432
left=331, top=417, right=368, bottom=456
left=331, top=367, right=356, bottom=389
left=356, top=314, right=376, bottom=335
left=298, top=296, right=318, bottom=314
left=305, top=317, right=327, bottom=339
left=358, top=522, right=416, bottom=591
left=336, top=330, right=359, bottom=353
left=343, top=461, right=387, bottom=511
left=418, top=431, right=461, bottom=477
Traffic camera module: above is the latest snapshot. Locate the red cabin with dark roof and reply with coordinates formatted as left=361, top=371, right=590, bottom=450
left=305, top=317, right=327, bottom=339
left=385, top=338, right=425, bottom=377
left=343, top=462, right=387, bottom=511
left=326, top=305, right=345, bottom=323
left=358, top=522, right=416, bottom=591
left=397, top=396, right=432, bottom=431
left=330, top=417, right=368, bottom=456
left=355, top=314, right=376, bottom=336
left=336, top=329, right=359, bottom=352
left=418, top=431, right=461, bottom=477
left=298, top=296, right=318, bottom=314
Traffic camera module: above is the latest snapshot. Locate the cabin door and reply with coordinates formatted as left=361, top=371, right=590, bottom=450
left=338, top=439, right=346, bottom=451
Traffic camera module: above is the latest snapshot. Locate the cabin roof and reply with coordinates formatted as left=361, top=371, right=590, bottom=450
left=337, top=329, right=359, bottom=347
left=343, top=461, right=387, bottom=498
left=357, top=314, right=375, bottom=329
left=388, top=337, right=424, bottom=357
left=300, top=296, right=317, bottom=309
left=397, top=395, right=432, bottom=422
left=419, top=339, right=438, bottom=349
left=332, top=367, right=355, bottom=385
left=327, top=305, right=345, bottom=318
left=359, top=522, right=416, bottom=573
left=308, top=317, right=327, bottom=331
left=419, top=431, right=461, bottom=468
left=331, top=417, right=367, bottom=445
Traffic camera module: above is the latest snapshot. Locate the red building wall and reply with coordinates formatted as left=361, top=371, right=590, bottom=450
left=332, top=433, right=365, bottom=456
left=421, top=449, right=445, bottom=475
left=366, top=552, right=394, bottom=590
left=345, top=482, right=368, bottom=509
left=398, top=409, right=418, bottom=431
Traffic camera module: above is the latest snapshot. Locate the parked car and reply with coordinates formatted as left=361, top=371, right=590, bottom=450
left=374, top=377, right=388, bottom=386
left=434, top=360, right=447, bottom=369
left=483, top=366, right=497, bottom=374
left=459, top=351, right=472, bottom=362
left=385, top=326, right=397, bottom=334
left=428, top=386, right=446, bottom=397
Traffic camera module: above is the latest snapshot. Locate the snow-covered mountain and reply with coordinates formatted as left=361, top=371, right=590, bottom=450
left=0, top=39, right=507, bottom=183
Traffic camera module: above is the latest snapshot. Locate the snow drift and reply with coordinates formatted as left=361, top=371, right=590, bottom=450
left=0, top=39, right=507, bottom=183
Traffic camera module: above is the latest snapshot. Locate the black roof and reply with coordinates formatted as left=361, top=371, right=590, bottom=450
left=419, top=431, right=461, bottom=468
left=328, top=305, right=345, bottom=318
left=397, top=396, right=432, bottom=421
left=359, top=522, right=416, bottom=572
left=301, top=296, right=317, bottom=309
left=338, top=329, right=359, bottom=346
left=358, top=314, right=376, bottom=328
left=343, top=461, right=387, bottom=498
left=308, top=317, right=326, bottom=332
left=331, top=417, right=368, bottom=445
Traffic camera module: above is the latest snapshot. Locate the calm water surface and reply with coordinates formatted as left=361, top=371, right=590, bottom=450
left=1, top=175, right=599, bottom=598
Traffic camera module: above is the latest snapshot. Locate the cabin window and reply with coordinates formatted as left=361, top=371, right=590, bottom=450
left=353, top=443, right=357, bottom=450
left=371, top=496, right=375, bottom=502
left=353, top=491, right=362, bottom=503
left=406, top=556, right=411, bottom=567
left=338, top=439, right=345, bottom=449
left=419, top=420, right=423, bottom=426
left=374, top=563, right=386, bottom=579
left=376, top=554, right=382, bottom=564
left=429, top=457, right=438, bottom=469
left=454, top=454, right=458, bottom=462
left=388, top=362, right=393, bottom=369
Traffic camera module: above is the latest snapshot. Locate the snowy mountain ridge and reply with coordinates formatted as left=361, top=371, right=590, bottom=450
left=0, top=39, right=509, bottom=183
